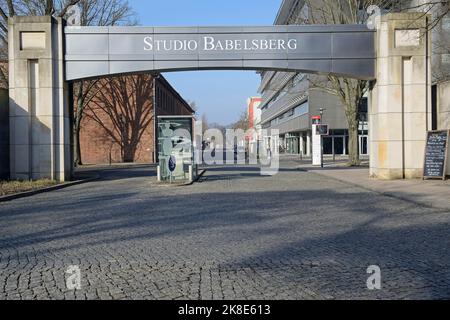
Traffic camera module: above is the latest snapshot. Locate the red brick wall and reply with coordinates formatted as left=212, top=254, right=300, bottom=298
left=80, top=115, right=155, bottom=164
left=79, top=75, right=193, bottom=165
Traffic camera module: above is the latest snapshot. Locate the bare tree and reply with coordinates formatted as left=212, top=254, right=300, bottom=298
left=300, top=0, right=375, bottom=165
left=0, top=0, right=137, bottom=164
left=232, top=111, right=249, bottom=131
left=86, top=75, right=155, bottom=163
left=187, top=100, right=197, bottom=112
left=301, top=0, right=449, bottom=166
left=73, top=79, right=102, bottom=165
left=201, top=113, right=209, bottom=134
left=69, top=0, right=137, bottom=166
left=0, top=0, right=84, bottom=78
left=405, top=0, right=450, bottom=29
left=412, top=1, right=450, bottom=83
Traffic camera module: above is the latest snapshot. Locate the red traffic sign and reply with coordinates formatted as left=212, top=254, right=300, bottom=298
left=312, top=115, right=322, bottom=125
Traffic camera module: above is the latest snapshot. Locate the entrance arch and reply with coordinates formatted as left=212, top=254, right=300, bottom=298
left=7, top=14, right=431, bottom=181
left=64, top=25, right=375, bottom=81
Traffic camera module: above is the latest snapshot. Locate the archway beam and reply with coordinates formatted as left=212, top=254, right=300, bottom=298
left=64, top=25, right=376, bottom=81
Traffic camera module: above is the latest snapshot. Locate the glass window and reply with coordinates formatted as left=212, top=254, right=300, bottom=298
left=158, top=117, right=194, bottom=182
left=442, top=16, right=450, bottom=31
left=442, top=54, right=450, bottom=65
left=323, top=137, right=333, bottom=155
left=292, top=73, right=305, bottom=87
left=294, top=101, right=309, bottom=116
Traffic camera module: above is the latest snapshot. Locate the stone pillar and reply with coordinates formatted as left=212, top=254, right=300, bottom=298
left=369, top=13, right=432, bottom=179
left=437, top=81, right=450, bottom=177
left=0, top=88, right=9, bottom=180
left=306, top=132, right=311, bottom=157
left=299, top=133, right=304, bottom=155
left=9, top=16, right=72, bottom=181
left=437, top=81, right=450, bottom=130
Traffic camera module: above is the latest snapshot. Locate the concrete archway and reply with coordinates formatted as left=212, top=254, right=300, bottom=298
left=64, top=25, right=375, bottom=81
left=7, top=13, right=431, bottom=181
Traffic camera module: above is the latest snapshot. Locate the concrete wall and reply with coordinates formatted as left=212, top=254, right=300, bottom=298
left=370, top=13, right=432, bottom=179
left=8, top=16, right=71, bottom=181
left=0, top=88, right=9, bottom=180
left=437, top=81, right=450, bottom=176
left=308, top=85, right=348, bottom=130
left=437, top=81, right=450, bottom=130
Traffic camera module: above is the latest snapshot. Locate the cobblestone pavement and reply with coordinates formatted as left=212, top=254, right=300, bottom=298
left=1, top=161, right=450, bottom=300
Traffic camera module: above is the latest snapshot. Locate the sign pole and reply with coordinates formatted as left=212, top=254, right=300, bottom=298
left=320, top=108, right=326, bottom=169
left=321, top=135, right=324, bottom=168
left=444, top=130, right=449, bottom=181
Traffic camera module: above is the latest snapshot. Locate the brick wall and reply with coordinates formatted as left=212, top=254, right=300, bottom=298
left=80, top=115, right=156, bottom=164
left=79, top=75, right=193, bottom=165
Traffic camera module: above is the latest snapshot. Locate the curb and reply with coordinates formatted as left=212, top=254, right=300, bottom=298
left=157, top=169, right=207, bottom=187
left=76, top=164, right=156, bottom=173
left=183, top=169, right=207, bottom=186
left=303, top=168, right=448, bottom=211
left=172, top=169, right=207, bottom=187
left=0, top=173, right=100, bottom=203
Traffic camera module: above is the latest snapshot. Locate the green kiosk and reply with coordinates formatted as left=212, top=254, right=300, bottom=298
left=157, top=116, right=198, bottom=183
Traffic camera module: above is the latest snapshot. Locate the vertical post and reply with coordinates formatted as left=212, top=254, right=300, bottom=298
left=369, top=13, right=432, bottom=179
left=306, top=132, right=311, bottom=157
left=0, top=89, right=9, bottom=180
left=9, top=16, right=72, bottom=181
left=320, top=108, right=325, bottom=168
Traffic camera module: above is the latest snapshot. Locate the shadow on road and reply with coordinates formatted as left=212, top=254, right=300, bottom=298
left=1, top=164, right=449, bottom=299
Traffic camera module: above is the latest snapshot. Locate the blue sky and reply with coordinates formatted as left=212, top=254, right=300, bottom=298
left=130, top=0, right=282, bottom=125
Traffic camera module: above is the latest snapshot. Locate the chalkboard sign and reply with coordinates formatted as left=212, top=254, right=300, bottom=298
left=423, top=130, right=449, bottom=180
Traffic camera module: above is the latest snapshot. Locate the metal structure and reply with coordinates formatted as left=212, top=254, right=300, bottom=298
left=64, top=25, right=375, bottom=81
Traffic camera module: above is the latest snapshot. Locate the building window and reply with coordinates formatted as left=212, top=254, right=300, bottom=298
left=442, top=54, right=450, bottom=65
left=442, top=16, right=450, bottom=31
left=292, top=73, right=305, bottom=87
left=294, top=101, right=309, bottom=116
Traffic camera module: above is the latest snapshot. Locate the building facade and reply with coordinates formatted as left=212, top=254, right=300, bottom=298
left=260, top=0, right=450, bottom=158
left=0, top=88, right=8, bottom=179
left=416, top=0, right=450, bottom=131
left=247, top=97, right=262, bottom=154
left=259, top=0, right=369, bottom=158
left=80, top=75, right=194, bottom=165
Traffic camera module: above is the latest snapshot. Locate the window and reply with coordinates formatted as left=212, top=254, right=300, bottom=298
left=442, top=16, right=450, bottom=32
left=294, top=101, right=309, bottom=116
left=442, top=54, right=450, bottom=65
left=292, top=73, right=305, bottom=87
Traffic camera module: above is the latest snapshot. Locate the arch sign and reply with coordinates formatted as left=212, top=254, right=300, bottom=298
left=8, top=14, right=431, bottom=182
left=64, top=25, right=375, bottom=81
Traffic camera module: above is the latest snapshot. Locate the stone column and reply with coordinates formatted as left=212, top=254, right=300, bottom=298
left=437, top=81, right=450, bottom=130
left=299, top=133, right=304, bottom=155
left=0, top=89, right=9, bottom=179
left=9, top=16, right=71, bottom=181
left=306, top=132, right=311, bottom=157
left=369, top=13, right=432, bottom=179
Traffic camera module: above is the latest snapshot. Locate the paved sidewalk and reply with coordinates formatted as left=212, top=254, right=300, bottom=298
left=1, top=164, right=450, bottom=300
left=297, top=162, right=450, bottom=210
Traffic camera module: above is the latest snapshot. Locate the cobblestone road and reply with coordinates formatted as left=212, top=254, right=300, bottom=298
left=1, top=161, right=450, bottom=300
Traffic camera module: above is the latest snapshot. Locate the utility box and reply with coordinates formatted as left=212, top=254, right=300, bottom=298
left=157, top=116, right=197, bottom=183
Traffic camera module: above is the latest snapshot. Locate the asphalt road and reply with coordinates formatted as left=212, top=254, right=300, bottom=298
left=1, top=160, right=450, bottom=300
